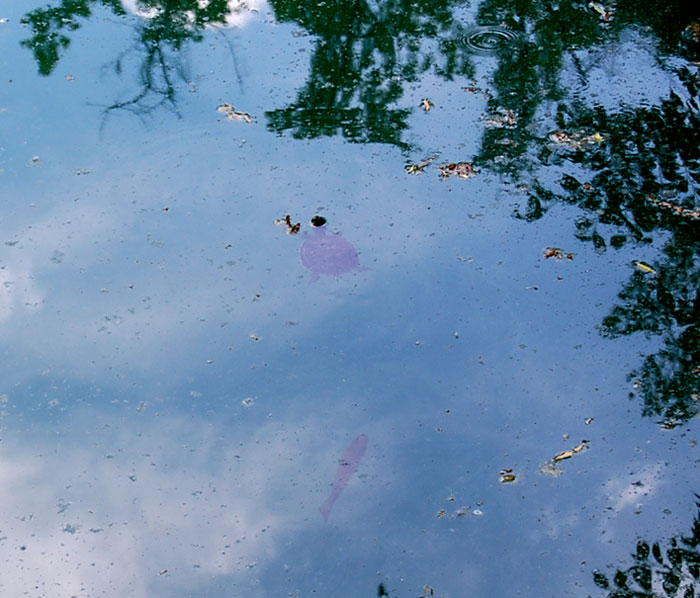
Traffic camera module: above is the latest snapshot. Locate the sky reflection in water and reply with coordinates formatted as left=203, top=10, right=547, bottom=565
left=1, top=0, right=699, bottom=596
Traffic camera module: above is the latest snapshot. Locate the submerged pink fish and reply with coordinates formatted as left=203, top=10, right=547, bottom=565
left=319, top=434, right=368, bottom=522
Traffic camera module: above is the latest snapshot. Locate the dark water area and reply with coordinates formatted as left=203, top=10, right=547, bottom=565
left=1, top=0, right=699, bottom=596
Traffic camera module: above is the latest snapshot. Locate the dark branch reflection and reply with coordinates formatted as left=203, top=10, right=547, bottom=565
left=266, top=0, right=476, bottom=150
left=21, top=0, right=242, bottom=118
left=593, top=494, right=700, bottom=597
left=19, top=0, right=700, bottom=422
left=515, top=72, right=700, bottom=424
left=21, top=0, right=126, bottom=76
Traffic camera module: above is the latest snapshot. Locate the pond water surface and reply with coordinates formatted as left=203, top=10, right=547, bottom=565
left=1, top=0, right=699, bottom=597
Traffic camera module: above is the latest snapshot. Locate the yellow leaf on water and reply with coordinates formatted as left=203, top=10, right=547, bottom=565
left=635, top=261, right=656, bottom=274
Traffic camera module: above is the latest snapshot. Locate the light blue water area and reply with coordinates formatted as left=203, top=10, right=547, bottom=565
left=0, top=1, right=698, bottom=597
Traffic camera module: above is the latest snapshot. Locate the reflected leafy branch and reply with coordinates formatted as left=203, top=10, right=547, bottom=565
left=21, top=0, right=239, bottom=118
left=472, top=0, right=700, bottom=424
left=517, top=69, right=700, bottom=423
left=21, top=0, right=126, bottom=76
left=593, top=494, right=700, bottom=597
left=266, top=0, right=476, bottom=149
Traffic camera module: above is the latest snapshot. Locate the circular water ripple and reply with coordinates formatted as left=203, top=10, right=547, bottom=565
left=460, top=26, right=523, bottom=54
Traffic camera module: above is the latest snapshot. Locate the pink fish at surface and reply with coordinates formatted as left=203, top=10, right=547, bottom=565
left=319, top=434, right=368, bottom=522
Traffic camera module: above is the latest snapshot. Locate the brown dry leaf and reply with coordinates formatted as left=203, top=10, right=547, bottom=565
left=553, top=450, right=575, bottom=462
left=438, top=162, right=477, bottom=179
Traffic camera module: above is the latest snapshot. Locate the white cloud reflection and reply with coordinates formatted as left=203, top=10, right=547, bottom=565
left=0, top=411, right=379, bottom=597
left=120, top=0, right=270, bottom=28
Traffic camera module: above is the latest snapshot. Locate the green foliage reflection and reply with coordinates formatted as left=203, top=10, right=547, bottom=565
left=593, top=495, right=700, bottom=597
left=519, top=70, right=700, bottom=424
left=266, top=0, right=475, bottom=149
left=21, top=0, right=126, bottom=76
left=19, top=0, right=700, bottom=421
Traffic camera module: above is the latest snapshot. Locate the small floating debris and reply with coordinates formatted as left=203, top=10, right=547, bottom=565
left=544, top=247, right=575, bottom=260
left=241, top=397, right=255, bottom=407
left=217, top=103, right=255, bottom=123
left=588, top=1, right=614, bottom=21
left=552, top=440, right=589, bottom=462
left=499, top=468, right=517, bottom=483
left=438, top=161, right=477, bottom=179
left=405, top=154, right=439, bottom=174
left=647, top=196, right=700, bottom=220
left=659, top=418, right=679, bottom=430
left=249, top=333, right=261, bottom=342
left=421, top=98, right=433, bottom=112
left=437, top=504, right=483, bottom=518
left=634, top=261, right=656, bottom=274
left=585, top=417, right=595, bottom=425
left=483, top=107, right=518, bottom=128
left=539, top=440, right=590, bottom=476
left=275, top=214, right=301, bottom=235
left=549, top=130, right=605, bottom=151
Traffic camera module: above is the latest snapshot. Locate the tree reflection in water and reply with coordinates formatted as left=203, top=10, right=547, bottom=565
left=19, top=0, right=700, bottom=423
left=593, top=494, right=700, bottom=597
left=266, top=0, right=477, bottom=150
left=519, top=71, right=700, bottom=426
left=21, top=0, right=254, bottom=119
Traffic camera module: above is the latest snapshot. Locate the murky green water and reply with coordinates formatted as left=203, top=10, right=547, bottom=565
left=1, top=0, right=698, bottom=596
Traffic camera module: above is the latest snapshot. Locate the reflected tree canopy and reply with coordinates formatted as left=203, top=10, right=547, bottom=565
left=265, top=0, right=476, bottom=149
left=593, top=495, right=700, bottom=597
left=19, top=0, right=700, bottom=422
left=517, top=70, right=700, bottom=425
left=21, top=0, right=242, bottom=115
left=21, top=1, right=126, bottom=76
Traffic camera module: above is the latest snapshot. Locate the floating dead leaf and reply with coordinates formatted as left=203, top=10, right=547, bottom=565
left=421, top=98, right=433, bottom=112
left=647, top=195, right=700, bottom=220
left=217, top=103, right=255, bottom=123
left=588, top=1, right=614, bottom=21
left=275, top=214, right=302, bottom=235
left=685, top=21, right=700, bottom=43
left=553, top=450, right=574, bottom=461
left=549, top=130, right=605, bottom=151
left=544, top=247, right=575, bottom=260
left=405, top=154, right=438, bottom=174
left=438, top=162, right=477, bottom=179
left=634, top=261, right=656, bottom=274
left=499, top=469, right=516, bottom=483
left=553, top=440, right=589, bottom=462
left=483, top=107, right=518, bottom=128
left=436, top=509, right=447, bottom=518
